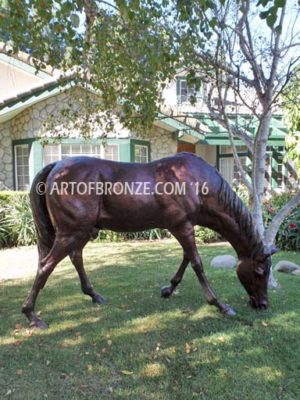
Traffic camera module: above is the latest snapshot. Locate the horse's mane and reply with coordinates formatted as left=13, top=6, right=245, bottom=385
left=218, top=177, right=264, bottom=258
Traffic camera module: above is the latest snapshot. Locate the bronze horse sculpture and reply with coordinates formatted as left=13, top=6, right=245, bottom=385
left=23, top=152, right=277, bottom=328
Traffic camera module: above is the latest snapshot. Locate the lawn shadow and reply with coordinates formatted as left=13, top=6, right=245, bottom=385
left=0, top=242, right=299, bottom=400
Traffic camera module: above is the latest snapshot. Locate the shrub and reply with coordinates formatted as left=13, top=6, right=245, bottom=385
left=0, top=192, right=36, bottom=247
left=264, top=191, right=300, bottom=251
left=194, top=226, right=219, bottom=244
left=233, top=186, right=300, bottom=251
left=96, top=228, right=172, bottom=242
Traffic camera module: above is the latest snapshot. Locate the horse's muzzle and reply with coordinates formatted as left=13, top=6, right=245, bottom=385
left=249, top=296, right=268, bottom=310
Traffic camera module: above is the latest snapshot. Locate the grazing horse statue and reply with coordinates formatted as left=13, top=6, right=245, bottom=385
left=23, top=152, right=277, bottom=328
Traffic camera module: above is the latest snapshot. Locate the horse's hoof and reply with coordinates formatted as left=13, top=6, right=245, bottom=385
left=30, top=319, right=48, bottom=329
left=92, top=294, right=106, bottom=305
left=222, top=304, right=236, bottom=317
left=161, top=286, right=173, bottom=298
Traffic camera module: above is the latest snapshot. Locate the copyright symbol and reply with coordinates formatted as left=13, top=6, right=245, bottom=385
left=36, top=182, right=46, bottom=195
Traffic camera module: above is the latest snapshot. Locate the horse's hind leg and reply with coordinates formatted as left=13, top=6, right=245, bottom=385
left=69, top=250, right=106, bottom=305
left=171, top=223, right=236, bottom=316
left=161, top=252, right=189, bottom=298
left=22, top=234, right=86, bottom=328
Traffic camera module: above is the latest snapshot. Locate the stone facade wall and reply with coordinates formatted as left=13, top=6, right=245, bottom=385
left=11, top=87, right=132, bottom=141
left=0, top=120, right=13, bottom=189
left=138, top=126, right=177, bottom=160
left=0, top=87, right=176, bottom=189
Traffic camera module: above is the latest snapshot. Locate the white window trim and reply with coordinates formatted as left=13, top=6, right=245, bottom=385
left=177, top=78, right=204, bottom=104
left=14, top=144, right=30, bottom=191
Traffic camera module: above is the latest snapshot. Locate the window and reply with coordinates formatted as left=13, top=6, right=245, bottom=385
left=233, top=156, right=247, bottom=183
left=43, top=144, right=60, bottom=165
left=61, top=143, right=101, bottom=159
left=277, top=154, right=284, bottom=189
left=219, top=145, right=247, bottom=155
left=104, top=144, right=119, bottom=161
left=134, top=144, right=149, bottom=163
left=219, top=156, right=248, bottom=185
left=14, top=144, right=30, bottom=191
left=220, top=158, right=234, bottom=183
left=43, top=143, right=119, bottom=166
left=177, top=78, right=204, bottom=104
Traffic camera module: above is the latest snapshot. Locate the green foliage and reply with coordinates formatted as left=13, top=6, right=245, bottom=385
left=286, top=132, right=300, bottom=174
left=257, top=0, right=286, bottom=29
left=0, top=192, right=36, bottom=247
left=1, top=0, right=285, bottom=134
left=233, top=184, right=250, bottom=207
left=0, top=0, right=182, bottom=132
left=284, top=68, right=300, bottom=174
left=194, top=226, right=218, bottom=244
left=96, top=228, right=171, bottom=242
left=264, top=192, right=300, bottom=251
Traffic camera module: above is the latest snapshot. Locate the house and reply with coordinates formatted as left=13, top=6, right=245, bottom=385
left=0, top=47, right=292, bottom=191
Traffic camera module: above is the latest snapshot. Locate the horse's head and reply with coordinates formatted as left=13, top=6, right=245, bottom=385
left=237, top=245, right=278, bottom=309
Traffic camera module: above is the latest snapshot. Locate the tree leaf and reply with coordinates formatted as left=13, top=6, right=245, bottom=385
left=121, top=370, right=134, bottom=375
left=70, top=14, right=80, bottom=28
left=275, top=0, right=286, bottom=7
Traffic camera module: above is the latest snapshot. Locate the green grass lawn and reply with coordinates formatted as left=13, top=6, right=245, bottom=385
left=0, top=240, right=299, bottom=400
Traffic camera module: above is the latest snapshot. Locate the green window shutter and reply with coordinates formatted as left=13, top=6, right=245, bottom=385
left=31, top=140, right=43, bottom=178
left=118, top=141, right=131, bottom=162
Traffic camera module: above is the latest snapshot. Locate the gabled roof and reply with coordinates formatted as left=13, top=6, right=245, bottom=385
left=0, top=44, right=74, bottom=122
left=0, top=79, right=74, bottom=123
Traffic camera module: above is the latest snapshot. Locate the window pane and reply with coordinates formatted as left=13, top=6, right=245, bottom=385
left=277, top=154, right=283, bottom=189
left=220, top=158, right=234, bottom=183
left=177, top=78, right=203, bottom=104
left=104, top=144, right=119, bottom=161
left=44, top=143, right=103, bottom=165
left=43, top=144, right=60, bottom=165
left=61, top=144, right=71, bottom=158
left=233, top=156, right=247, bottom=183
left=134, top=145, right=148, bottom=163
left=15, top=144, right=30, bottom=191
left=220, top=146, right=247, bottom=155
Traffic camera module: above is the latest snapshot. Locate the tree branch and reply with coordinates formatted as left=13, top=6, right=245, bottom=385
left=264, top=191, right=300, bottom=245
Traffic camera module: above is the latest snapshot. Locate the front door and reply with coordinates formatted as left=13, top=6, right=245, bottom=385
left=177, top=141, right=196, bottom=153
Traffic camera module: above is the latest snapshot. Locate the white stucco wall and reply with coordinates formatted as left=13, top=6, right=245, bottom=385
left=0, top=58, right=54, bottom=104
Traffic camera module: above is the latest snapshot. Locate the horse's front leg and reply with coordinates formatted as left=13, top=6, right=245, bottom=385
left=69, top=250, right=106, bottom=305
left=172, top=223, right=236, bottom=316
left=161, top=252, right=189, bottom=298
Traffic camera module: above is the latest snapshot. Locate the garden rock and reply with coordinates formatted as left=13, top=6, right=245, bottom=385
left=274, top=261, right=300, bottom=274
left=210, top=255, right=237, bottom=269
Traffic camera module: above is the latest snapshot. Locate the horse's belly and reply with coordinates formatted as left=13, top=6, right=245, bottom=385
left=99, top=199, right=164, bottom=231
left=98, top=192, right=195, bottom=232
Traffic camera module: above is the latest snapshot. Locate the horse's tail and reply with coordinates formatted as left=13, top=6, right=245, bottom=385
left=30, top=163, right=57, bottom=262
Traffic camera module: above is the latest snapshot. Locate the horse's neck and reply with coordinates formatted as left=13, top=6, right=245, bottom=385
left=203, top=208, right=263, bottom=260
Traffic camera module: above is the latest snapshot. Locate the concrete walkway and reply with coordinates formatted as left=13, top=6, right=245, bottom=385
left=0, top=246, right=38, bottom=280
